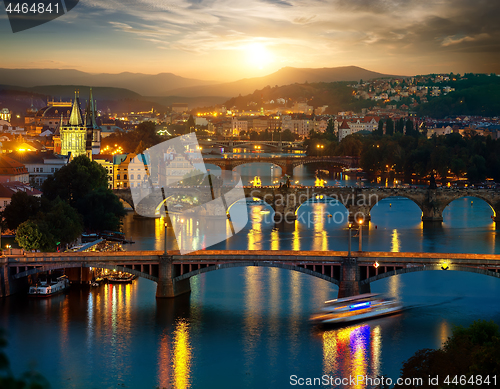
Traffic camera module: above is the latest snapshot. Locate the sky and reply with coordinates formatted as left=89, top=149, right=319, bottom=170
left=1, top=0, right=499, bottom=82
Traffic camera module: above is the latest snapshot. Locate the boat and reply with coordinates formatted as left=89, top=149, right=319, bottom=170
left=310, top=293, right=402, bottom=325
left=106, top=273, right=135, bottom=284
left=28, top=276, right=70, bottom=297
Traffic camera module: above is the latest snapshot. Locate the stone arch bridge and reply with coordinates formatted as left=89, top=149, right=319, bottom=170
left=203, top=155, right=359, bottom=176
left=2, top=250, right=500, bottom=299
left=114, top=186, right=500, bottom=225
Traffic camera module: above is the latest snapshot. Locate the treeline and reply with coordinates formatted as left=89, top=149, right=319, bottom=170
left=1, top=156, right=126, bottom=252
left=417, top=74, right=500, bottom=118
left=306, top=130, right=500, bottom=182
left=385, top=320, right=500, bottom=389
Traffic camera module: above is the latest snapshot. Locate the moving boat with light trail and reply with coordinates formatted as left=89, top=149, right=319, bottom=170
left=310, top=293, right=402, bottom=325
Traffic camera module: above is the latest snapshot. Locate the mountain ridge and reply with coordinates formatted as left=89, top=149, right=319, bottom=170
left=0, top=66, right=401, bottom=98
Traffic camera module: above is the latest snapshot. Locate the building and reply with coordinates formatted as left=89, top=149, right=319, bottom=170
left=113, top=153, right=137, bottom=189
left=59, top=89, right=101, bottom=158
left=338, top=120, right=352, bottom=141
left=93, top=154, right=114, bottom=189
left=8, top=151, right=69, bottom=187
left=251, top=117, right=269, bottom=132
left=0, top=181, right=42, bottom=211
left=281, top=115, right=311, bottom=138
left=24, top=100, right=72, bottom=135
left=338, top=117, right=379, bottom=141
left=0, top=108, right=11, bottom=123
left=172, top=103, right=189, bottom=114
left=0, top=155, right=29, bottom=183
left=231, top=117, right=248, bottom=136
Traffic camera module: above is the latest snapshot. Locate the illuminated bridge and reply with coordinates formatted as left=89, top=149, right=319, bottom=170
left=198, top=139, right=303, bottom=152
left=2, top=250, right=500, bottom=299
left=202, top=155, right=359, bottom=175
left=114, top=186, right=500, bottom=225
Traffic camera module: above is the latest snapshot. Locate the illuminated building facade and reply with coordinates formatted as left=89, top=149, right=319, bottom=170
left=59, top=89, right=101, bottom=158
left=0, top=108, right=11, bottom=123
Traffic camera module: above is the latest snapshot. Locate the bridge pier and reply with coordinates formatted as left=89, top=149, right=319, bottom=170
left=0, top=262, right=28, bottom=298
left=347, top=206, right=371, bottom=224
left=156, top=256, right=191, bottom=298
left=274, top=212, right=296, bottom=231
left=338, top=257, right=370, bottom=298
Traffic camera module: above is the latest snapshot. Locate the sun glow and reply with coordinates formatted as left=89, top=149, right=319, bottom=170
left=245, top=42, right=274, bottom=70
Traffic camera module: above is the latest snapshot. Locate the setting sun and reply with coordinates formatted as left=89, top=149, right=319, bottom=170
left=245, top=42, right=274, bottom=70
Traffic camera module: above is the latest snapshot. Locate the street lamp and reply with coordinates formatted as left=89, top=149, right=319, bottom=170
left=348, top=223, right=352, bottom=257
left=358, top=218, right=364, bottom=251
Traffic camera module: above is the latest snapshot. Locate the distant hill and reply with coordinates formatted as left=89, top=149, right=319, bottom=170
left=0, top=68, right=216, bottom=96
left=417, top=74, right=500, bottom=118
left=222, top=81, right=373, bottom=115
left=169, top=66, right=399, bottom=97
left=0, top=85, right=169, bottom=114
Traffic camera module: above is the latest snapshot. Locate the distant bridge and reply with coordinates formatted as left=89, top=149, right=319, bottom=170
left=199, top=139, right=303, bottom=151
left=3, top=250, right=500, bottom=299
left=203, top=155, right=359, bottom=175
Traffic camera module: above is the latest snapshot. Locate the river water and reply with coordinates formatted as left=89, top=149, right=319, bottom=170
left=2, top=154, right=500, bottom=389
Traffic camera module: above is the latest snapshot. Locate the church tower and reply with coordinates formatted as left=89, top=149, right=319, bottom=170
left=84, top=88, right=101, bottom=156
left=60, top=91, right=87, bottom=158
left=60, top=88, right=101, bottom=159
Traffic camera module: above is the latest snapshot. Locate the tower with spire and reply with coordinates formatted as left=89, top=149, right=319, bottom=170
left=59, top=88, right=101, bottom=159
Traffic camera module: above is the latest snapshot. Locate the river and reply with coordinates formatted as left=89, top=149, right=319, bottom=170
left=1, top=154, right=500, bottom=389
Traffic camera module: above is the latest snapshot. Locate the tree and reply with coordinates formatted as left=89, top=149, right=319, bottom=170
left=181, top=169, right=205, bottom=186
left=281, top=129, right=295, bottom=141
left=376, top=119, right=384, bottom=136
left=1, top=192, right=41, bottom=230
left=398, top=320, right=500, bottom=389
left=186, top=115, right=195, bottom=132
left=40, top=198, right=83, bottom=247
left=75, top=187, right=127, bottom=231
left=467, top=154, right=487, bottom=182
left=385, top=118, right=394, bottom=135
left=134, top=140, right=146, bottom=154
left=42, top=156, right=125, bottom=231
left=405, top=119, right=414, bottom=137
left=15, top=220, right=54, bottom=252
left=325, top=118, right=336, bottom=140
left=42, top=155, right=108, bottom=208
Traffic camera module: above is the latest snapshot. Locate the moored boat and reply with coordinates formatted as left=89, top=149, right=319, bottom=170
left=28, top=276, right=70, bottom=297
left=106, top=273, right=136, bottom=284
left=310, top=293, right=402, bottom=325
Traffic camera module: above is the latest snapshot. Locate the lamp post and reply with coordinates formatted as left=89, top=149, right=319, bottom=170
left=358, top=219, right=363, bottom=251
left=348, top=222, right=352, bottom=257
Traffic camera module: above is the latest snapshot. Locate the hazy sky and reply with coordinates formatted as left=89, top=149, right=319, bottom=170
left=1, top=0, right=499, bottom=81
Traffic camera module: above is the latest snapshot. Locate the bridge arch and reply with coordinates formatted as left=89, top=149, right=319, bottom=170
left=231, top=160, right=284, bottom=174
left=441, top=195, right=498, bottom=221
left=360, top=264, right=500, bottom=285
left=368, top=195, right=424, bottom=225
left=172, top=261, right=339, bottom=285
left=294, top=194, right=349, bottom=224
left=12, top=262, right=159, bottom=283
left=113, top=189, right=135, bottom=209
left=290, top=159, right=351, bottom=171
left=368, top=193, right=424, bottom=214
